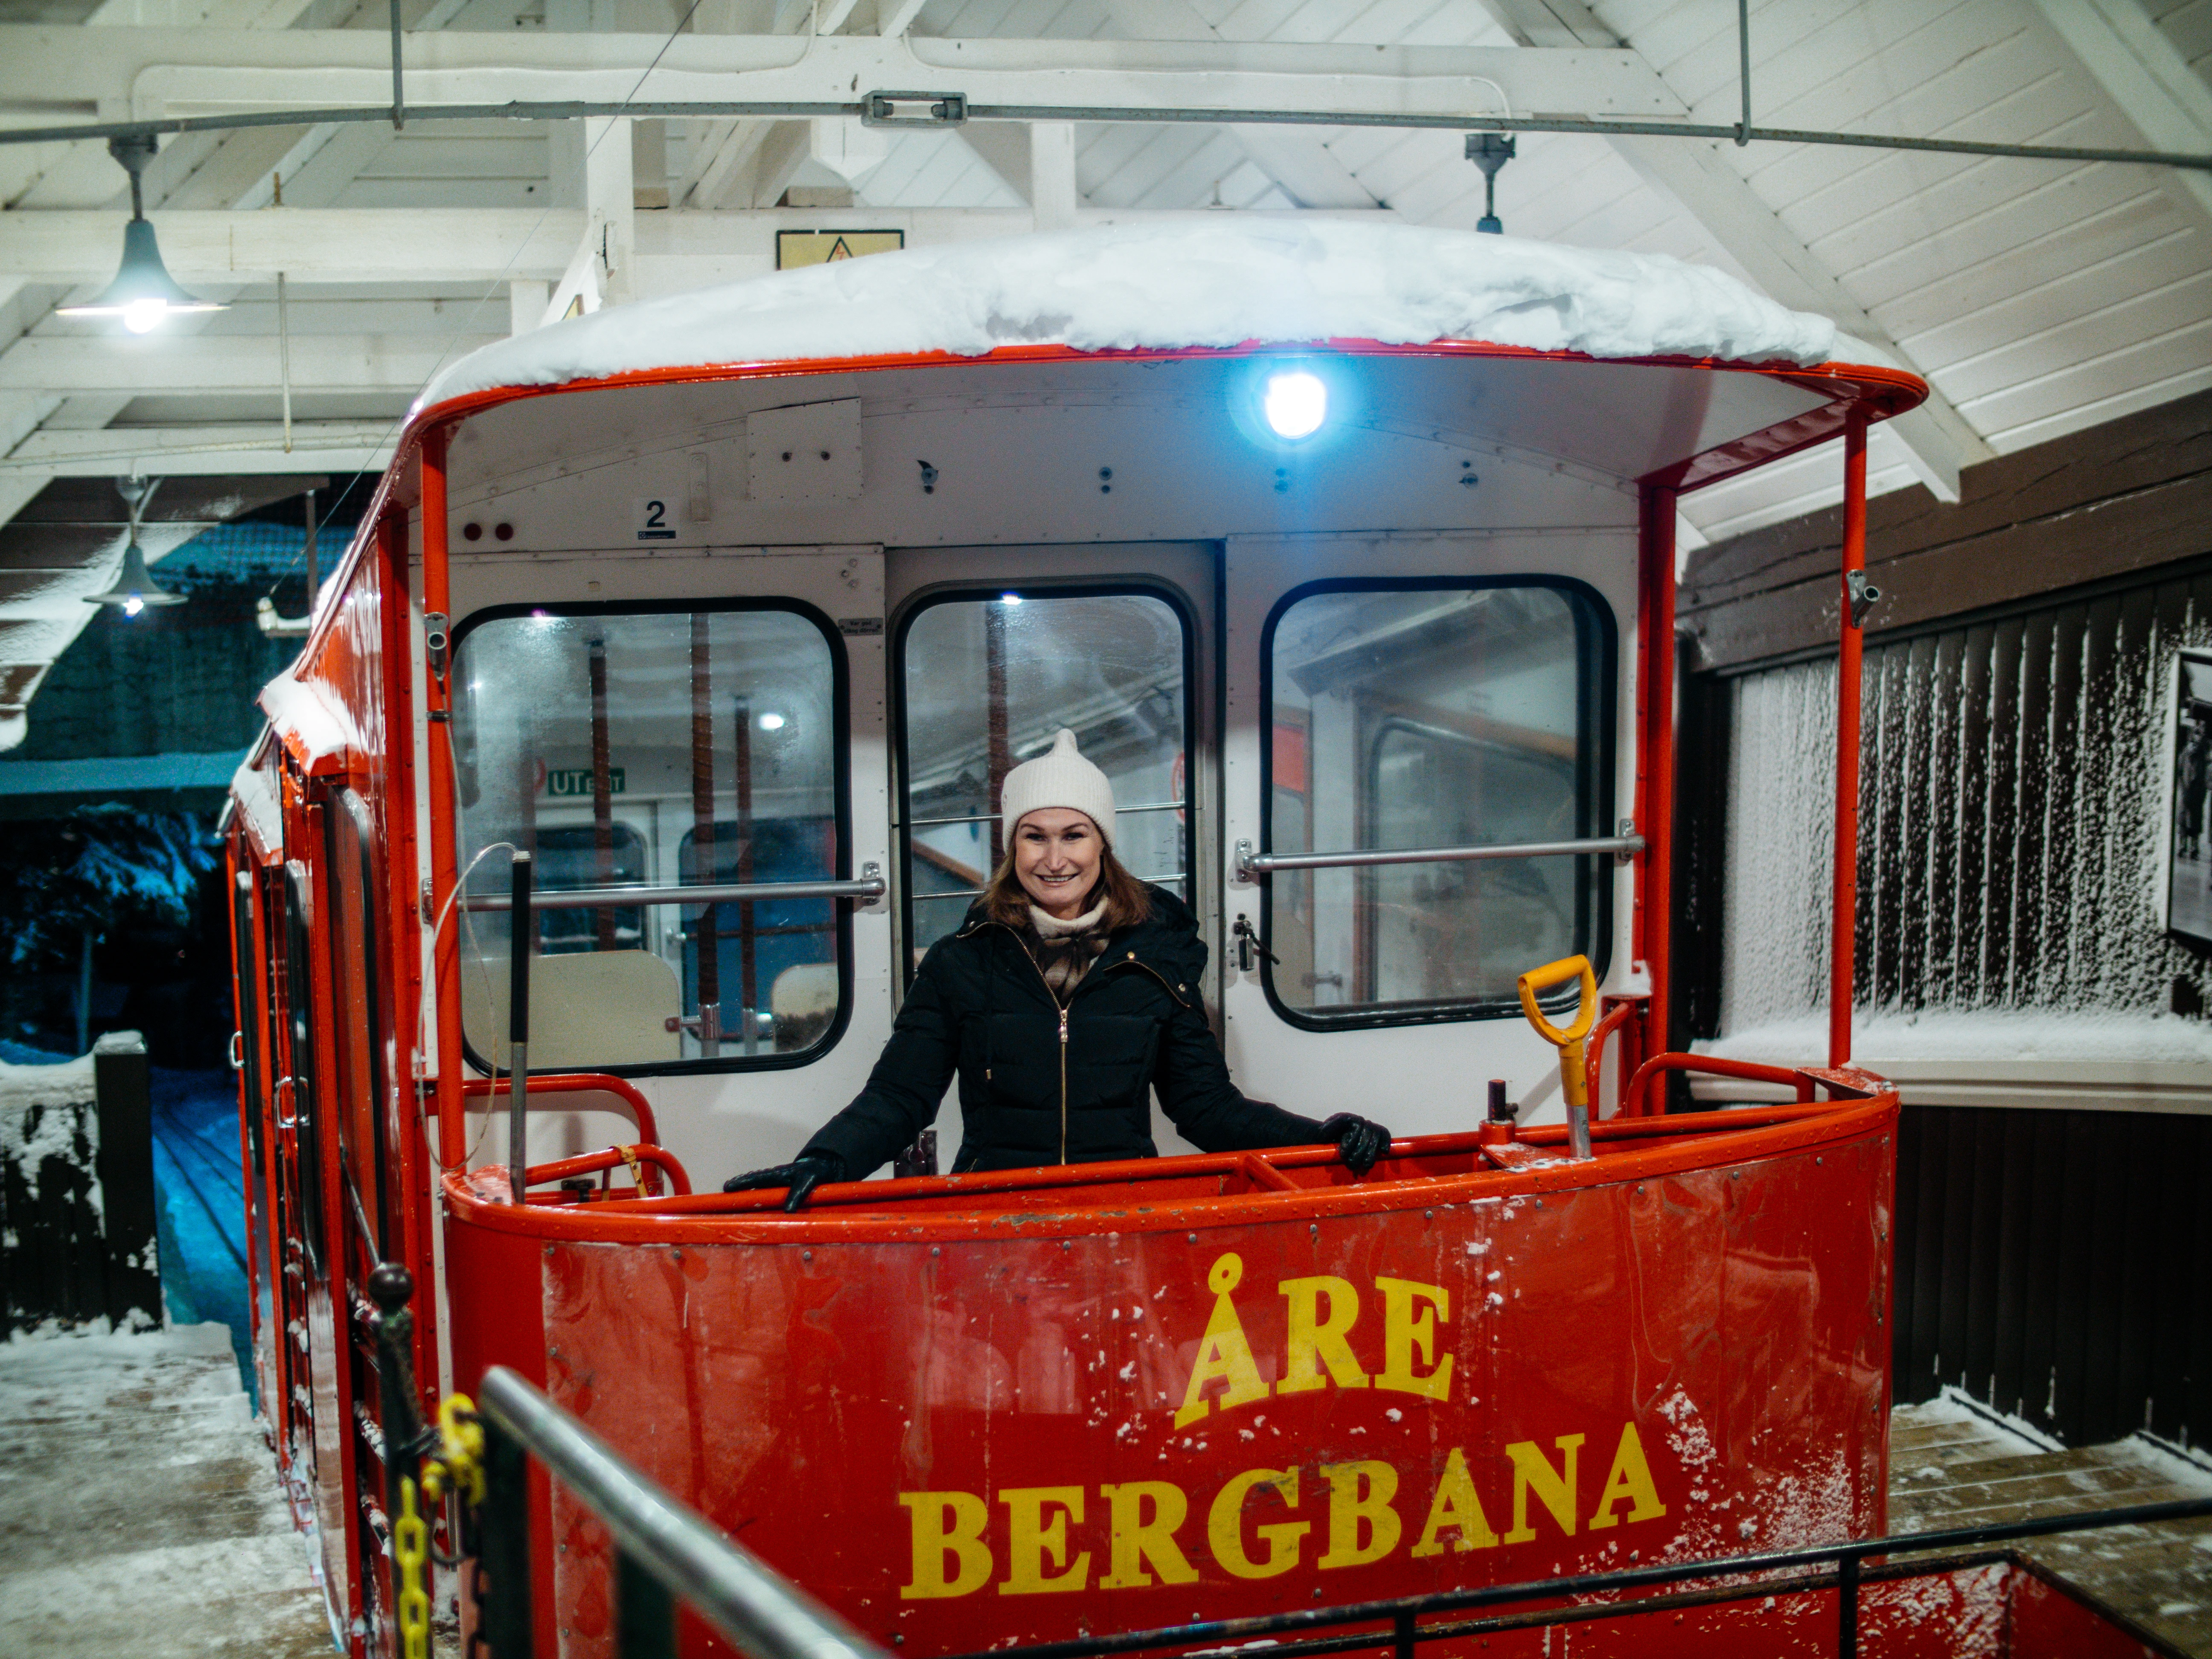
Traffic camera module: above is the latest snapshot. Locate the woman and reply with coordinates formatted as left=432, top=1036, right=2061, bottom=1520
left=726, top=728, right=1392, bottom=1209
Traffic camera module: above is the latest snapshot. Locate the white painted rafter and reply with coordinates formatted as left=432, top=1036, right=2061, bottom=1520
left=3, top=209, right=586, bottom=284
left=0, top=421, right=396, bottom=475
left=877, top=0, right=928, bottom=37
left=0, top=334, right=500, bottom=395
left=2030, top=0, right=2212, bottom=236
left=1089, top=0, right=1383, bottom=212
left=3, top=204, right=1413, bottom=290
left=1467, top=0, right=1988, bottom=503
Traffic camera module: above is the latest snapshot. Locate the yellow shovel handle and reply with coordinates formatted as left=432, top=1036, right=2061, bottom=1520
left=1516, top=954, right=1599, bottom=1048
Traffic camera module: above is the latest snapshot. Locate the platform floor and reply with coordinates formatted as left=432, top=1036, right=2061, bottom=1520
left=0, top=1322, right=333, bottom=1659
left=1891, top=1397, right=2212, bottom=1656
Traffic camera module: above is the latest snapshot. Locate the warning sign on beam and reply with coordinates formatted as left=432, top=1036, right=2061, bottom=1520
left=776, top=230, right=905, bottom=269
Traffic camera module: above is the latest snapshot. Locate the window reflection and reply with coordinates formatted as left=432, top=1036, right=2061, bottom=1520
left=899, top=592, right=1191, bottom=966
left=451, top=605, right=844, bottom=1070
left=1266, top=583, right=1607, bottom=1022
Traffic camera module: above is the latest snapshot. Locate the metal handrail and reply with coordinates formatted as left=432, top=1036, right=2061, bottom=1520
left=905, top=800, right=1185, bottom=829
left=476, top=1367, right=885, bottom=1659
left=946, top=1494, right=2212, bottom=1659
left=916, top=870, right=1187, bottom=903
left=461, top=871, right=885, bottom=912
left=1235, top=834, right=1643, bottom=881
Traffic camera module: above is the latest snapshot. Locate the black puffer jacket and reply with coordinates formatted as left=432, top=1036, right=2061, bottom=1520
left=802, top=885, right=1329, bottom=1177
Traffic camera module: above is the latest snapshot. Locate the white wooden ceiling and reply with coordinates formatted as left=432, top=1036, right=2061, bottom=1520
left=0, top=0, right=2207, bottom=742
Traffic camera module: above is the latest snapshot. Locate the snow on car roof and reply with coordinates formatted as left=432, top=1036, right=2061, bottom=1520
left=416, top=219, right=1837, bottom=413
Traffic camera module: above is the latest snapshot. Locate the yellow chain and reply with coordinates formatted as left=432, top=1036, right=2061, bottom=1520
left=397, top=1477, right=431, bottom=1659
left=617, top=1143, right=649, bottom=1195
left=396, top=1392, right=484, bottom=1655
left=420, top=1392, right=486, bottom=1508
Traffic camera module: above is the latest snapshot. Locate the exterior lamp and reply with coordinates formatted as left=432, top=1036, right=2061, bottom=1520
left=55, top=135, right=226, bottom=333
left=86, top=476, right=184, bottom=616
left=1263, top=371, right=1328, bottom=439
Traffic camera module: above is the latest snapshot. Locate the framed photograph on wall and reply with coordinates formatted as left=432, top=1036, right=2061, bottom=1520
left=2166, top=649, right=2212, bottom=949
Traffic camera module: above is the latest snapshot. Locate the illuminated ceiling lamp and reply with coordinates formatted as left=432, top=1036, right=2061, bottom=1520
left=86, top=476, right=184, bottom=617
left=55, top=135, right=226, bottom=334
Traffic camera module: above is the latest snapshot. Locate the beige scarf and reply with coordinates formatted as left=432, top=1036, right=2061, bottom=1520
left=1025, top=900, right=1109, bottom=1005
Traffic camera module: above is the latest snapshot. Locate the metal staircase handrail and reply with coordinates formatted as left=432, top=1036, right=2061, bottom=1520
left=944, top=1494, right=2212, bottom=1659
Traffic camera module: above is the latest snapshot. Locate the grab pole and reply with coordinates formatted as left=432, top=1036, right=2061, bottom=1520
left=1831, top=412, right=1869, bottom=1068
left=507, top=850, right=533, bottom=1203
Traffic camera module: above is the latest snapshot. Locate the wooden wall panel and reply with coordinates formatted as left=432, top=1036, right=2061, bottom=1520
left=1682, top=388, right=2212, bottom=671
left=1892, top=1104, right=2212, bottom=1449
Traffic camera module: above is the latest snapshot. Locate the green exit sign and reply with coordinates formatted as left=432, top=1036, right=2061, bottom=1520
left=547, top=767, right=624, bottom=797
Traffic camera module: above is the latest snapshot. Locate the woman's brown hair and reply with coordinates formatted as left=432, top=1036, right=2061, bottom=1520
left=981, top=836, right=1154, bottom=932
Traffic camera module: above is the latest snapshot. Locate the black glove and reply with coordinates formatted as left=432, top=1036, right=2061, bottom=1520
left=722, top=1150, right=844, bottom=1213
left=1320, top=1113, right=1392, bottom=1176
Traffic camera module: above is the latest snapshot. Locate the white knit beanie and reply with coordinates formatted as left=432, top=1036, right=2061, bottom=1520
left=1000, top=728, right=1117, bottom=849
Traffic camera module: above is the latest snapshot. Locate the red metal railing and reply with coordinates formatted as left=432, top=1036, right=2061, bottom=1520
left=462, top=1072, right=660, bottom=1146
left=521, top=1143, right=692, bottom=1199
left=1621, top=1053, right=1816, bottom=1118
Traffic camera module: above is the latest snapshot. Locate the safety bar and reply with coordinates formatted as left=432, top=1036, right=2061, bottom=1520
left=451, top=1103, right=1866, bottom=1221
left=1237, top=1150, right=1301, bottom=1192
left=461, top=870, right=885, bottom=911
left=524, top=1144, right=693, bottom=1199
left=907, top=800, right=1185, bottom=830
left=1235, top=834, right=1643, bottom=881
left=1583, top=999, right=1641, bottom=1118
left=1623, top=1053, right=1817, bottom=1118
left=462, top=1073, right=661, bottom=1147
left=474, top=1367, right=885, bottom=1659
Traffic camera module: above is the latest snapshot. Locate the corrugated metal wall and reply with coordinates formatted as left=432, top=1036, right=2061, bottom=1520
left=1698, top=557, right=2212, bottom=1448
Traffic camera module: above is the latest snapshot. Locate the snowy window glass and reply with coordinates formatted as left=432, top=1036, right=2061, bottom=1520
left=451, top=604, right=847, bottom=1072
left=898, top=591, right=1190, bottom=968
left=1263, top=581, right=1612, bottom=1026
left=1708, top=575, right=2212, bottom=1068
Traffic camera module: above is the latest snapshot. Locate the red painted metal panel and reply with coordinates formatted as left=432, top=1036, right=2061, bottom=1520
left=2008, top=1564, right=2169, bottom=1657
left=445, top=1201, right=562, bottom=1653
left=444, top=1107, right=1893, bottom=1656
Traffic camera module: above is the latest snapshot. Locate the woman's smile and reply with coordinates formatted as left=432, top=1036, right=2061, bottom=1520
left=1013, top=808, right=1105, bottom=920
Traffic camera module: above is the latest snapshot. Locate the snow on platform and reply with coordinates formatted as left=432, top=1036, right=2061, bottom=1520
left=0, top=1322, right=333, bottom=1658
left=1891, top=1395, right=2212, bottom=1655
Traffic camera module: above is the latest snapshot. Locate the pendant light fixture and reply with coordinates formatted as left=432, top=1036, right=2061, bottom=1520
left=1464, top=131, right=1518, bottom=235
left=55, top=135, right=226, bottom=334
left=86, top=475, right=185, bottom=617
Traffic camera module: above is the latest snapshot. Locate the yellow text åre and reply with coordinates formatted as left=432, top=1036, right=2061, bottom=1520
left=897, top=1423, right=1669, bottom=1598
left=1173, top=1252, right=1455, bottom=1426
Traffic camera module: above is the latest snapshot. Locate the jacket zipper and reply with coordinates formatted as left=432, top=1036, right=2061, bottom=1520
left=966, top=920, right=1074, bottom=1164
left=958, top=918, right=1192, bottom=1167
